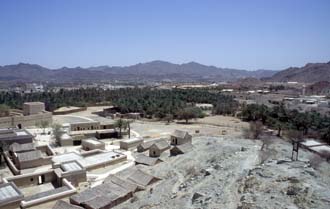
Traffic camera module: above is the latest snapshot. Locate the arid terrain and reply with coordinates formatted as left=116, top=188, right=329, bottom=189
left=114, top=120, right=330, bottom=209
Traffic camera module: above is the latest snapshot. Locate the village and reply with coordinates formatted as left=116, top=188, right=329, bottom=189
left=0, top=100, right=329, bottom=209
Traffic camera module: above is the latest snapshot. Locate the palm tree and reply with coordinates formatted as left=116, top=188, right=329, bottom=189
left=115, top=119, right=128, bottom=138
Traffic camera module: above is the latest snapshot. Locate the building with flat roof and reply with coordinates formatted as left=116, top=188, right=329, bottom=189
left=23, top=102, right=45, bottom=116
left=0, top=129, right=33, bottom=145
left=120, top=137, right=144, bottom=150
left=0, top=182, right=24, bottom=209
left=52, top=150, right=127, bottom=171
left=81, top=138, right=105, bottom=151
left=0, top=102, right=52, bottom=129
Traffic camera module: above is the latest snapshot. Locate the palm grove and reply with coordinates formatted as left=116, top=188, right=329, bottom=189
left=0, top=88, right=329, bottom=144
left=0, top=88, right=237, bottom=123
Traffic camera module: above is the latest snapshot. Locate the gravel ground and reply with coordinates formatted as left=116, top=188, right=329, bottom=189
left=114, top=135, right=330, bottom=209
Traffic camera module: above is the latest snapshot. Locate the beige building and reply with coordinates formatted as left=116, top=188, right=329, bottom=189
left=170, top=130, right=192, bottom=145
left=170, top=143, right=193, bottom=156
left=81, top=138, right=105, bottom=151
left=23, top=102, right=45, bottom=115
left=7, top=143, right=55, bottom=170
left=149, top=140, right=170, bottom=157
left=120, top=138, right=144, bottom=150
left=0, top=102, right=52, bottom=129
left=0, top=182, right=24, bottom=209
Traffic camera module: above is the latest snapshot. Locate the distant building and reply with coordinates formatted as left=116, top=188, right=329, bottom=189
left=0, top=102, right=52, bottom=129
left=170, top=130, right=192, bottom=145
left=23, top=102, right=45, bottom=116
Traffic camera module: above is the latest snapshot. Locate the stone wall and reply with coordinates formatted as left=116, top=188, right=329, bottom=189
left=0, top=112, right=52, bottom=128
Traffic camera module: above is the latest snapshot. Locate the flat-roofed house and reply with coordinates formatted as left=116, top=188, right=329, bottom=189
left=15, top=150, right=43, bottom=169
left=0, top=182, right=24, bottom=209
left=149, top=140, right=170, bottom=157
left=9, top=142, right=35, bottom=153
left=120, top=138, right=144, bottom=150
left=23, top=102, right=45, bottom=116
left=170, top=130, right=192, bottom=145
left=81, top=138, right=105, bottom=151
left=0, top=129, right=33, bottom=145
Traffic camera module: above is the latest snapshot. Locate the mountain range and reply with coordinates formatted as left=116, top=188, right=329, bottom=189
left=265, top=61, right=330, bottom=83
left=0, top=61, right=277, bottom=83
left=0, top=60, right=329, bottom=84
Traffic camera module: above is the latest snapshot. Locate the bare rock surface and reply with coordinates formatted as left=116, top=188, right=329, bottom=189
left=114, top=135, right=330, bottom=209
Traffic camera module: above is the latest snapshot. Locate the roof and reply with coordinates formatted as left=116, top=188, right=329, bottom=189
left=60, top=134, right=72, bottom=141
left=61, top=161, right=83, bottom=172
left=127, top=169, right=160, bottom=187
left=82, top=138, right=103, bottom=145
left=70, top=182, right=130, bottom=205
left=52, top=152, right=83, bottom=165
left=24, top=186, right=70, bottom=202
left=52, top=151, right=125, bottom=168
left=17, top=150, right=42, bottom=162
left=103, top=175, right=139, bottom=192
left=138, top=138, right=165, bottom=150
left=24, top=102, right=44, bottom=105
left=171, top=143, right=193, bottom=154
left=9, top=142, right=35, bottom=152
left=171, top=130, right=189, bottom=139
left=150, top=140, right=170, bottom=151
left=121, top=138, right=144, bottom=144
left=0, top=182, right=24, bottom=207
left=135, top=153, right=161, bottom=166
left=0, top=129, right=33, bottom=140
left=52, top=200, right=83, bottom=209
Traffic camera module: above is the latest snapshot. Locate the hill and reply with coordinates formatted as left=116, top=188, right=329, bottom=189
left=0, top=61, right=277, bottom=83
left=266, top=62, right=330, bottom=83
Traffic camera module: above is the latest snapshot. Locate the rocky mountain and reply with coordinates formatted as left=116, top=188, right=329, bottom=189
left=0, top=61, right=277, bottom=83
left=265, top=62, right=330, bottom=83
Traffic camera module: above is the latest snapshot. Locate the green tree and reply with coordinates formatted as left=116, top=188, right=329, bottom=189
left=0, top=104, right=10, bottom=117
left=165, top=114, right=173, bottom=124
left=52, top=123, right=63, bottom=145
left=177, top=107, right=198, bottom=124
left=115, top=119, right=128, bottom=138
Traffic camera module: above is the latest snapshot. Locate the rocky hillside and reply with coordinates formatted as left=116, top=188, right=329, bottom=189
left=266, top=62, right=330, bottom=83
left=0, top=61, right=277, bottom=83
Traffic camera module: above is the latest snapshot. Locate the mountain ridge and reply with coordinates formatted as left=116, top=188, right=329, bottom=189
left=0, top=60, right=277, bottom=83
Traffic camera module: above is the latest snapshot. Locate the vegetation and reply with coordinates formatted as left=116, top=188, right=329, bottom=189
left=0, top=88, right=237, bottom=120
left=52, top=123, right=63, bottom=144
left=0, top=104, right=10, bottom=117
left=240, top=104, right=330, bottom=144
left=36, top=120, right=50, bottom=134
left=114, top=118, right=129, bottom=138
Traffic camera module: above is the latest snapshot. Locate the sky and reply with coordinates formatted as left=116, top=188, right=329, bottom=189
left=0, top=0, right=330, bottom=70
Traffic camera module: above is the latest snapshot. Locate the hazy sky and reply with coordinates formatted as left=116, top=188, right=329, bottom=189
left=0, top=0, right=329, bottom=70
